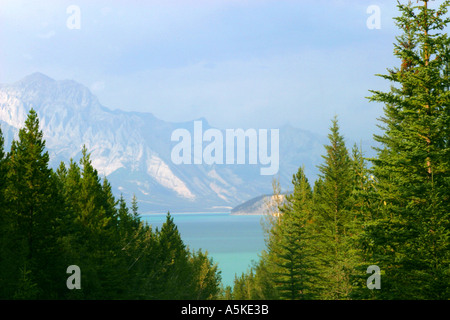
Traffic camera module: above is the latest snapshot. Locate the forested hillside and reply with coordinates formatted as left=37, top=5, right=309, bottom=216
left=0, top=110, right=221, bottom=299
left=228, top=1, right=450, bottom=300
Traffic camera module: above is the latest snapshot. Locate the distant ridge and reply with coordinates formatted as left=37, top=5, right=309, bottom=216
left=231, top=193, right=288, bottom=215
left=231, top=194, right=269, bottom=215
left=0, top=72, right=327, bottom=213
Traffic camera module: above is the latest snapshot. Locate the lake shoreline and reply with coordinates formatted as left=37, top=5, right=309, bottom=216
left=230, top=212, right=265, bottom=216
left=141, top=212, right=265, bottom=287
left=141, top=211, right=265, bottom=216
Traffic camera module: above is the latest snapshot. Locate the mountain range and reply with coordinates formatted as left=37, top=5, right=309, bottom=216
left=0, top=72, right=354, bottom=213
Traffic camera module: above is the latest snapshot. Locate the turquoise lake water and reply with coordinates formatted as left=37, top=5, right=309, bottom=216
left=141, top=213, right=266, bottom=288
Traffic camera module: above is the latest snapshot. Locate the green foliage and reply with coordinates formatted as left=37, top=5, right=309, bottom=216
left=228, top=119, right=370, bottom=300
left=362, top=0, right=450, bottom=299
left=312, top=116, right=357, bottom=299
left=231, top=1, right=449, bottom=301
left=13, top=266, right=39, bottom=300
left=1, top=109, right=66, bottom=298
left=267, top=166, right=318, bottom=300
left=0, top=127, right=5, bottom=203
left=0, top=110, right=222, bottom=300
left=152, top=213, right=193, bottom=299
left=190, top=249, right=222, bottom=300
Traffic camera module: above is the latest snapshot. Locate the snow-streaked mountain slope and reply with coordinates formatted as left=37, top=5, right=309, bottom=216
left=0, top=73, right=327, bottom=213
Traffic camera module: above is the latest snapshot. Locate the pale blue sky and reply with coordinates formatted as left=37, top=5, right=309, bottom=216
left=0, top=0, right=417, bottom=141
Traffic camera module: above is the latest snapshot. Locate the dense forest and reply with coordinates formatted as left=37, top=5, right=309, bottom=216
left=0, top=1, right=449, bottom=300
left=228, top=1, right=450, bottom=300
left=0, top=109, right=222, bottom=299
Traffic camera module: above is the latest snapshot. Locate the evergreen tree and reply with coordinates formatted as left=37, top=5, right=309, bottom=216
left=118, top=194, right=132, bottom=232
left=65, top=146, right=120, bottom=298
left=62, top=159, right=82, bottom=217
left=131, top=194, right=141, bottom=228
left=231, top=271, right=256, bottom=300
left=313, top=116, right=355, bottom=299
left=364, top=0, right=450, bottom=299
left=229, top=251, right=280, bottom=300
left=267, top=166, right=317, bottom=300
left=101, top=177, right=119, bottom=222
left=0, top=127, right=14, bottom=298
left=4, top=109, right=65, bottom=298
left=0, top=127, right=6, bottom=223
left=128, top=223, right=161, bottom=299
left=221, top=285, right=233, bottom=300
left=349, top=144, right=375, bottom=224
left=190, top=249, right=222, bottom=300
left=0, top=127, right=5, bottom=207
left=261, top=177, right=284, bottom=244
left=347, top=144, right=379, bottom=299
left=1, top=112, right=222, bottom=299
left=57, top=158, right=83, bottom=265
left=154, top=213, right=193, bottom=299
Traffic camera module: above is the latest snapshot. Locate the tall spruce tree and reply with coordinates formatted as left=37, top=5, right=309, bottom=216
left=349, top=144, right=375, bottom=224
left=346, top=144, right=381, bottom=299
left=0, top=127, right=12, bottom=298
left=155, top=213, right=193, bottom=299
left=131, top=194, right=141, bottom=229
left=0, top=127, right=5, bottom=207
left=190, top=249, right=222, bottom=300
left=268, top=166, right=317, bottom=300
left=313, top=116, right=355, bottom=299
left=4, top=109, right=64, bottom=298
left=82, top=147, right=132, bottom=298
left=364, top=0, right=450, bottom=299
left=0, top=127, right=6, bottom=227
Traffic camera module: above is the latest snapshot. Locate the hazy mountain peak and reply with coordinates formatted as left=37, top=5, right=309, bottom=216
left=15, top=72, right=55, bottom=86
left=0, top=72, right=325, bottom=213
